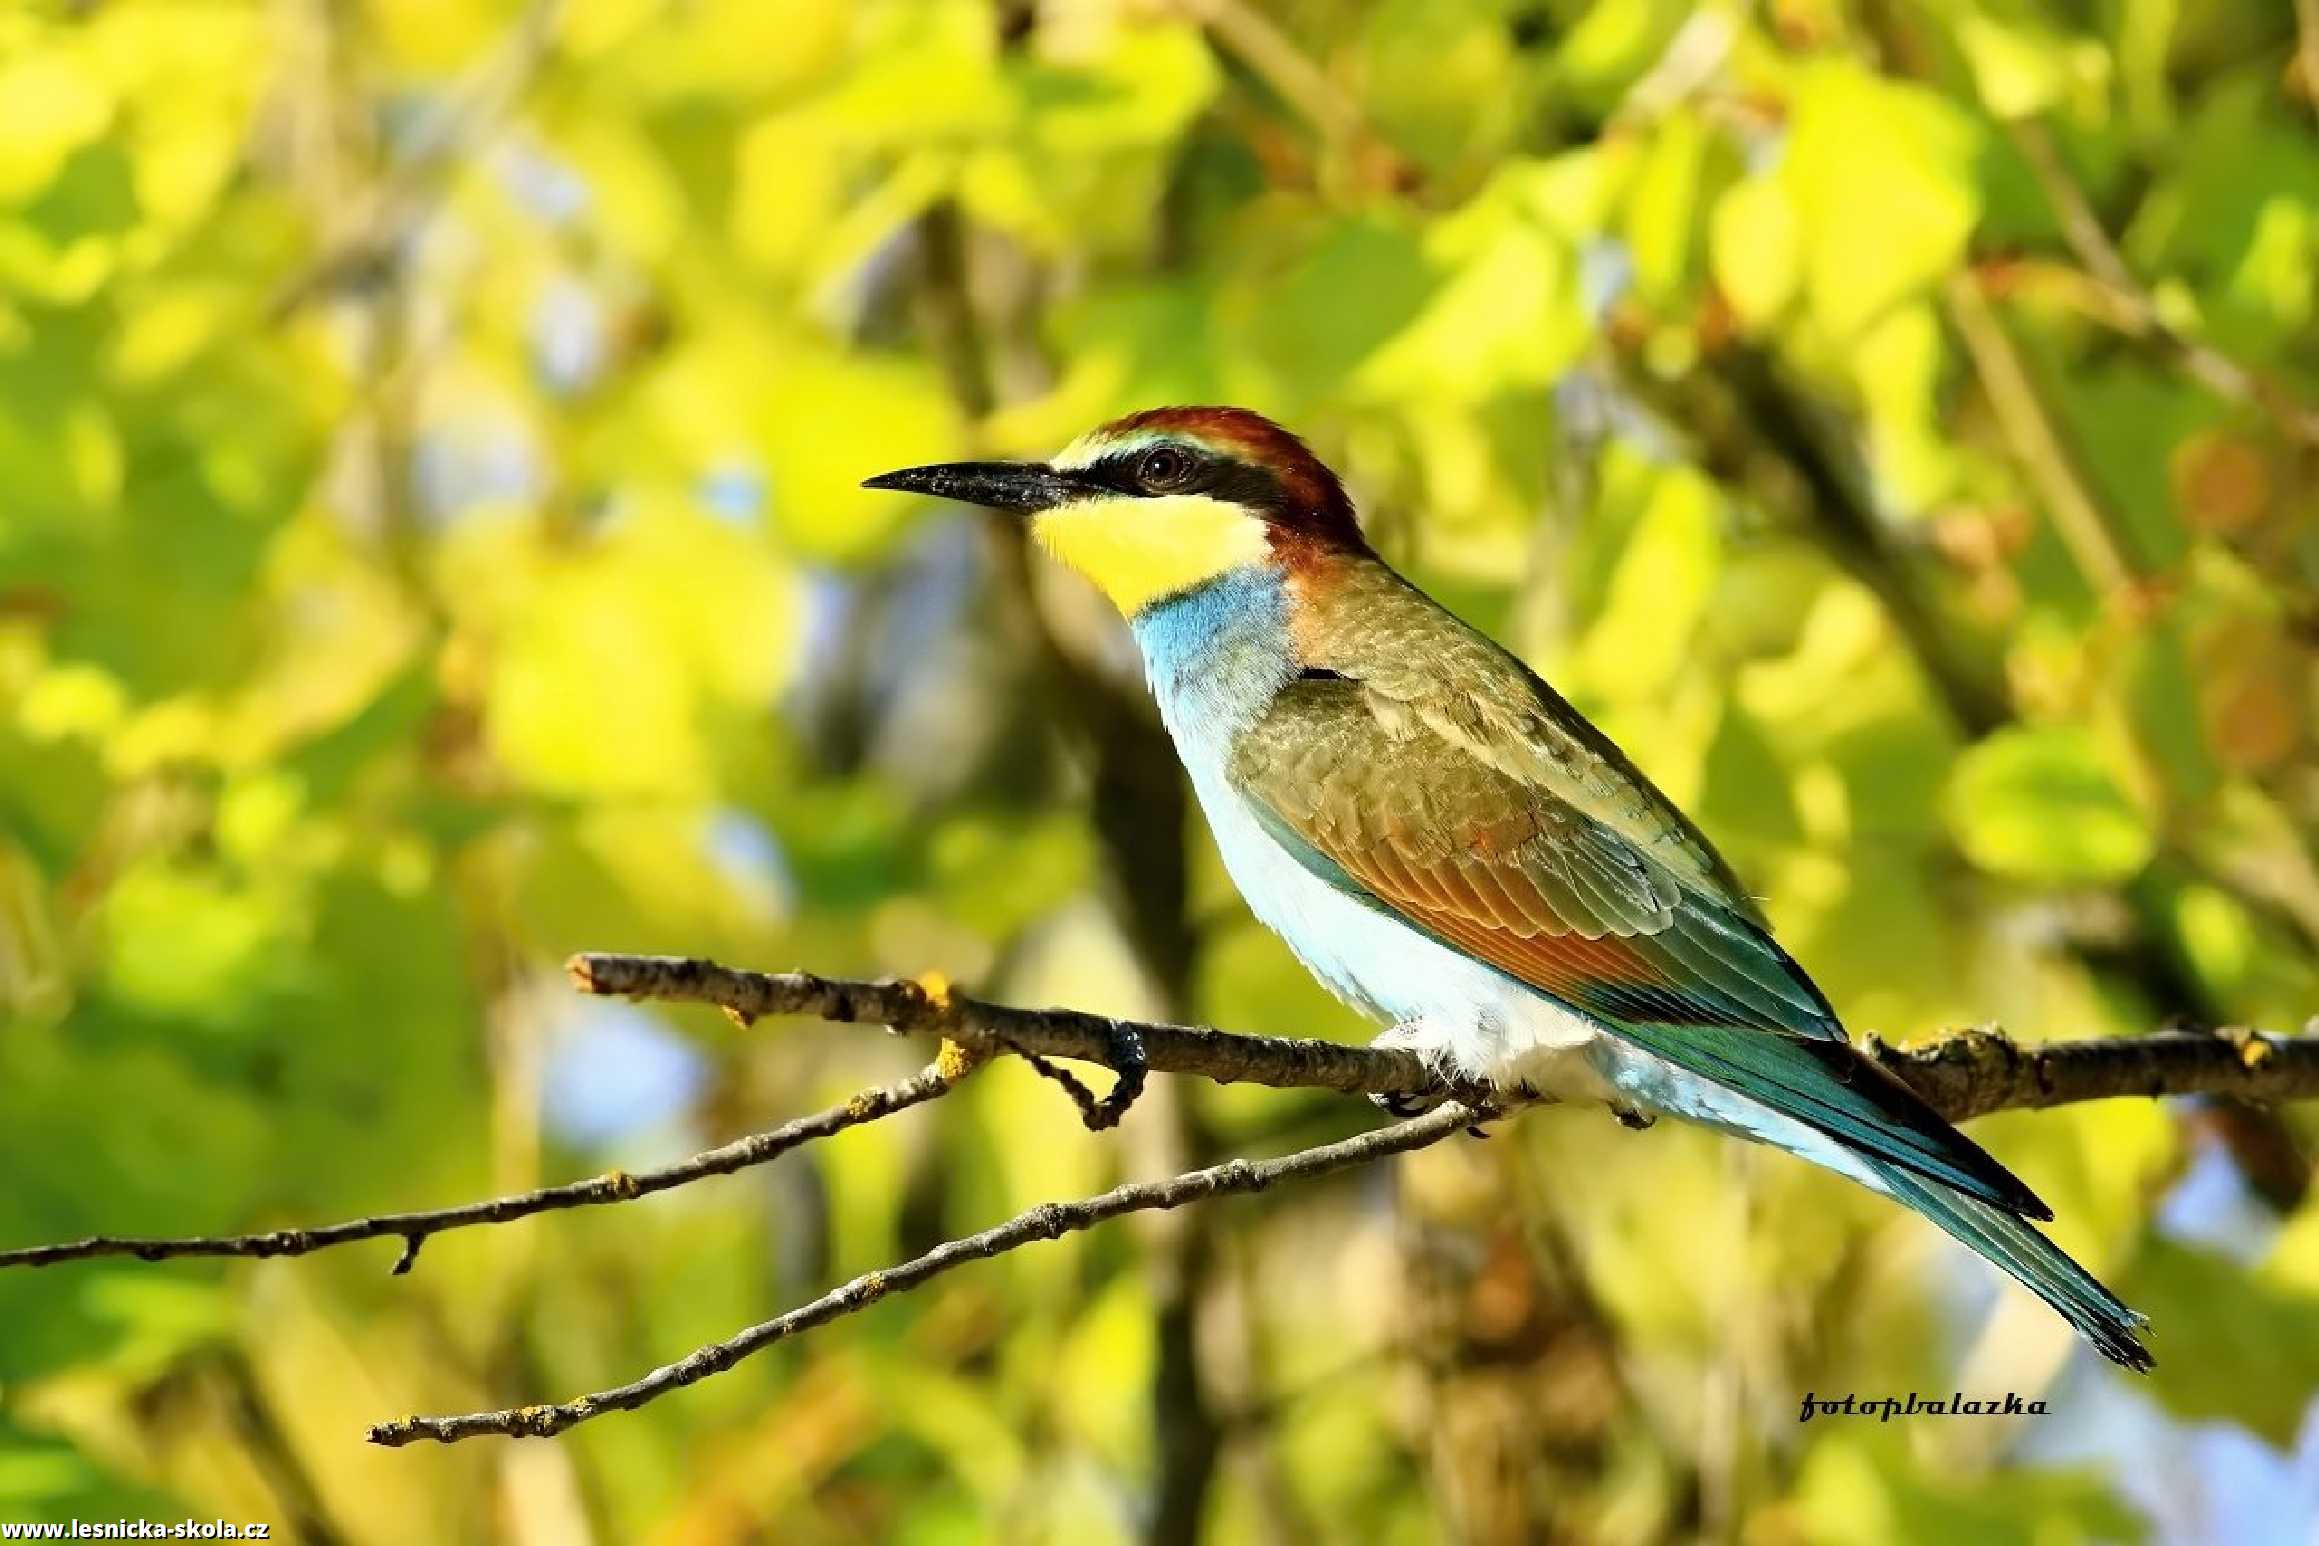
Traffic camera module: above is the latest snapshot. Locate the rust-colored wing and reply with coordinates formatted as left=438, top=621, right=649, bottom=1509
left=1229, top=673, right=1834, bottom=1035
left=1227, top=670, right=2048, bottom=1220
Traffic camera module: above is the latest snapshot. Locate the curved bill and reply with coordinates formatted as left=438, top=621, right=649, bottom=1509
left=861, top=460, right=1093, bottom=513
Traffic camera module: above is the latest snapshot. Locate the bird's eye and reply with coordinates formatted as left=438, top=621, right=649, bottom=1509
left=1137, top=447, right=1191, bottom=488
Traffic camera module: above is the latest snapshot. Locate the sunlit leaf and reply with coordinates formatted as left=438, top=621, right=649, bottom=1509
left=1710, top=173, right=1801, bottom=331
left=1795, top=1432, right=2145, bottom=1544
left=1572, top=455, right=1722, bottom=699
left=2129, top=1238, right=2319, bottom=1446
left=0, top=46, right=112, bottom=204
left=1356, top=162, right=1591, bottom=401
left=1945, top=727, right=2156, bottom=884
left=1785, top=60, right=1983, bottom=338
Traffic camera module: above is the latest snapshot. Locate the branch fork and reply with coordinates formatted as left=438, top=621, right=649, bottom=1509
left=6, top=950, right=2315, bottom=1445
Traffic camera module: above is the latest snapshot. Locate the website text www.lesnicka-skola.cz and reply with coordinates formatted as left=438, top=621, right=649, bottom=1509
left=0, top=1523, right=270, bottom=1540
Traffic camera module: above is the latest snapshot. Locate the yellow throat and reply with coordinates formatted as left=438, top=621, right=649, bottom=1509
left=1029, top=493, right=1272, bottom=615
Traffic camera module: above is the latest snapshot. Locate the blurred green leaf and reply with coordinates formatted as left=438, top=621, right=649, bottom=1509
left=2128, top=1237, right=2319, bottom=1446
left=1711, top=172, right=1802, bottom=331
left=1796, top=1432, right=2145, bottom=1544
left=1355, top=161, right=1591, bottom=402
left=0, top=0, right=2309, bottom=1536
left=0, top=1419, right=180, bottom=1526
left=1785, top=61, right=1983, bottom=338
left=1945, top=726, right=2156, bottom=884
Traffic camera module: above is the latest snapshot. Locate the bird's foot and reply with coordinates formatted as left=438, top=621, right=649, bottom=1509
left=1458, top=1084, right=1543, bottom=1139
left=1367, top=1018, right=1455, bottom=1122
left=1368, top=1089, right=1492, bottom=1142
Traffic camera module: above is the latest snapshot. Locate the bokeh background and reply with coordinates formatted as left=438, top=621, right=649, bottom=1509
left=3, top=0, right=2317, bottom=1539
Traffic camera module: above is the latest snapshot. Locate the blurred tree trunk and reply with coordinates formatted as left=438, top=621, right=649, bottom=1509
left=1396, top=1146, right=1655, bottom=1545
left=912, top=196, right=1228, bottom=1545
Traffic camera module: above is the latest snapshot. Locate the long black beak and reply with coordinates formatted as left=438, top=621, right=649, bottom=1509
left=861, top=460, right=1090, bottom=513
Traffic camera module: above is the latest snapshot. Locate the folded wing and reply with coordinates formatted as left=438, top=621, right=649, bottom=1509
left=1229, top=671, right=2051, bottom=1222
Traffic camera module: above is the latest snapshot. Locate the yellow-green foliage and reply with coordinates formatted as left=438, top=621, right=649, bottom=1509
left=2, top=0, right=2316, bottom=1539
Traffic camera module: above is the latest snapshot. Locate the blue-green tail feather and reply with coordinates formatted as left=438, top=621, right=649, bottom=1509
left=1874, top=1161, right=2153, bottom=1371
left=1589, top=1023, right=2152, bottom=1371
left=1603, top=1019, right=2054, bottom=1221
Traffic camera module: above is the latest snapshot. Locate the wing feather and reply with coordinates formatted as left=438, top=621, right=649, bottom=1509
left=1228, top=675, right=1812, bottom=1033
left=1228, top=671, right=2050, bottom=1221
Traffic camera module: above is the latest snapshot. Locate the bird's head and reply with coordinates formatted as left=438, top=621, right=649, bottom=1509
left=863, top=407, right=1366, bottom=615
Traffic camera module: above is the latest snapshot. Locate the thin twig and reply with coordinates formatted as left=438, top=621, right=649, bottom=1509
left=12, top=946, right=2319, bottom=1448
left=18, top=955, right=2316, bottom=1278
left=0, top=1048, right=981, bottom=1271
left=1943, top=271, right=2141, bottom=596
left=2295, top=0, right=2319, bottom=128
left=1171, top=0, right=1413, bottom=189
left=268, top=0, right=564, bottom=319
left=367, top=1100, right=1485, bottom=1445
left=1005, top=1031, right=1150, bottom=1132
left=2006, top=120, right=2319, bottom=446
left=1174, top=0, right=1363, bottom=147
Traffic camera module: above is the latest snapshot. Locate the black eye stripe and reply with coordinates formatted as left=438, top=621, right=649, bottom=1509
left=1091, top=445, right=1201, bottom=493
left=1206, top=459, right=1291, bottom=510
left=1082, top=449, right=1157, bottom=494
left=1079, top=444, right=1289, bottom=510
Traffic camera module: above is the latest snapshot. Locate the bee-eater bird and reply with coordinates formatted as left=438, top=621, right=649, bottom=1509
left=865, top=406, right=2152, bottom=1371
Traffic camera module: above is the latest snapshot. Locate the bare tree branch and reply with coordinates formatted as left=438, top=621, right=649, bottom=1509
left=20, top=952, right=2303, bottom=1283
left=0, top=1044, right=983, bottom=1272
left=1865, top=1023, right=2319, bottom=1122
left=569, top=953, right=1476, bottom=1103
left=8, top=945, right=2318, bottom=1446
left=366, top=1099, right=1486, bottom=1446
left=573, top=952, right=2319, bottom=1123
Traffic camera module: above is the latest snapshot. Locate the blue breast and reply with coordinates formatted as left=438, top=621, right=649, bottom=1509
left=1129, top=568, right=1298, bottom=741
